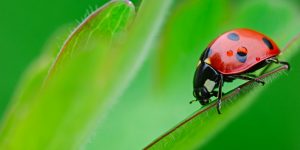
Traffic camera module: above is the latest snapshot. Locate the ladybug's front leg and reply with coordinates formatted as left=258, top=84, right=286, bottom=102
left=216, top=74, right=223, bottom=114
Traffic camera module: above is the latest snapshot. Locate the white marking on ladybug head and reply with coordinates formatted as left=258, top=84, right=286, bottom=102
left=204, top=79, right=216, bottom=92
left=204, top=58, right=211, bottom=64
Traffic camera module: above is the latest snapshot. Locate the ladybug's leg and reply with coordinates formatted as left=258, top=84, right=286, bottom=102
left=260, top=57, right=290, bottom=75
left=230, top=75, right=265, bottom=85
left=216, top=75, right=223, bottom=114
left=266, top=57, right=290, bottom=70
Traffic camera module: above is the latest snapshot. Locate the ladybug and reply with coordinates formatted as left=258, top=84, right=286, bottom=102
left=191, top=28, right=289, bottom=114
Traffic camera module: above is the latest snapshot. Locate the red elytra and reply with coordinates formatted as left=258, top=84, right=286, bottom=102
left=207, top=28, right=280, bottom=75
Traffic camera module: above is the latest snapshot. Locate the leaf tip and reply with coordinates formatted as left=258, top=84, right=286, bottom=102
left=124, top=0, right=133, bottom=6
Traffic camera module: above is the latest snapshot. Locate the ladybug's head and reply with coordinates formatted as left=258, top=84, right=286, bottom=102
left=193, top=61, right=220, bottom=105
left=193, top=87, right=210, bottom=105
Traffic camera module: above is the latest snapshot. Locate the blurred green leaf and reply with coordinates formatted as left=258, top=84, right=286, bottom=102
left=47, top=0, right=135, bottom=78
left=0, top=1, right=135, bottom=149
left=0, top=25, right=71, bottom=147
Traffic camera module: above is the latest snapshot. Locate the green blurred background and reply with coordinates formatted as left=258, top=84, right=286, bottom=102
left=1, top=0, right=300, bottom=149
left=0, top=0, right=104, bottom=114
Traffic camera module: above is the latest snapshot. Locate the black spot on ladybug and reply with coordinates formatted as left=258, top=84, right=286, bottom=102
left=236, top=54, right=247, bottom=63
left=262, top=37, right=274, bottom=50
left=227, top=33, right=240, bottom=41
left=237, top=51, right=247, bottom=56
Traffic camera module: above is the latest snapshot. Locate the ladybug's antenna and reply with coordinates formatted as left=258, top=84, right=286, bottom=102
left=189, top=100, right=198, bottom=104
left=282, top=32, right=300, bottom=52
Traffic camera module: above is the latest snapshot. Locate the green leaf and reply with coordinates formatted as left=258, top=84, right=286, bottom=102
left=0, top=1, right=135, bottom=149
left=47, top=0, right=136, bottom=78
